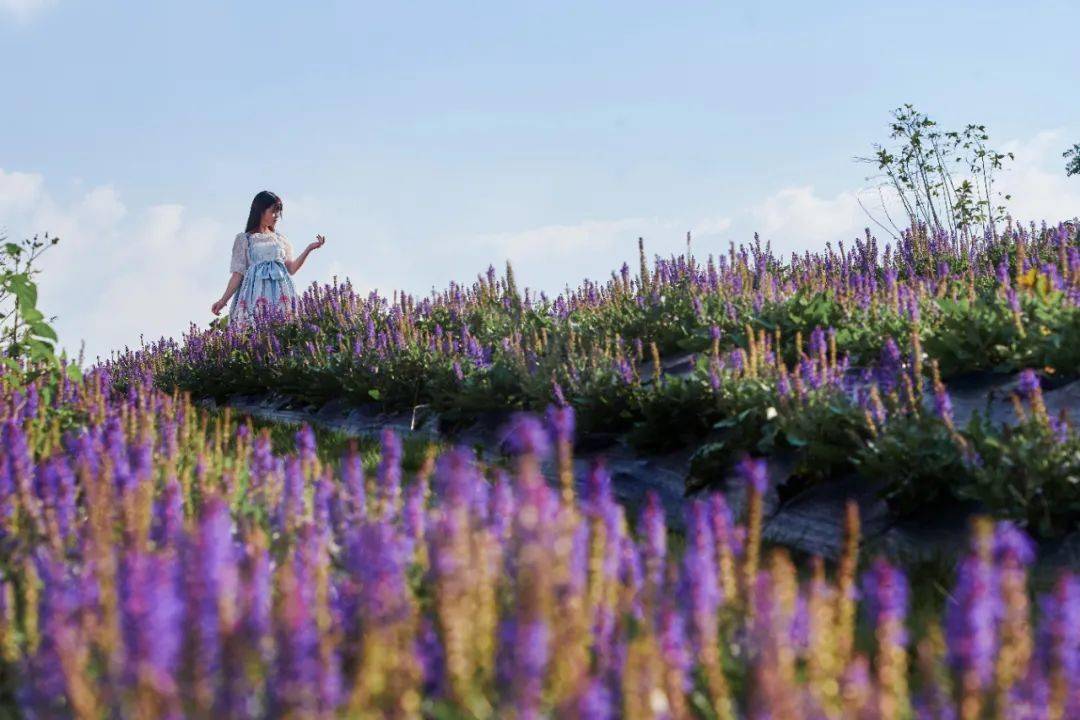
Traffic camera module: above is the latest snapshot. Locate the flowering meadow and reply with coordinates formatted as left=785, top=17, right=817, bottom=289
left=0, top=363, right=1078, bottom=719
left=110, top=222, right=1080, bottom=537
left=1, top=220, right=1077, bottom=717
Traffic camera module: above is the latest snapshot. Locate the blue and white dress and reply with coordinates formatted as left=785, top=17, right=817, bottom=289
left=227, top=230, right=297, bottom=325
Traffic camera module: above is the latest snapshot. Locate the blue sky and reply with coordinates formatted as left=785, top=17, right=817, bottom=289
left=2, top=1, right=1079, bottom=361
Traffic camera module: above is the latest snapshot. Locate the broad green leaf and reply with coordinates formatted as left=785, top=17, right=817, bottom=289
left=30, top=321, right=58, bottom=342
left=20, top=307, right=44, bottom=324
left=9, top=276, right=37, bottom=308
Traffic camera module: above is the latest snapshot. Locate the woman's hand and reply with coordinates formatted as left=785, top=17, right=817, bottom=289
left=308, top=234, right=326, bottom=252
left=211, top=298, right=227, bottom=316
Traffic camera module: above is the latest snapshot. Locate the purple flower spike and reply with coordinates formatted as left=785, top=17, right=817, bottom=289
left=281, top=456, right=305, bottom=531
left=351, top=520, right=411, bottom=625
left=877, top=337, right=903, bottom=394
left=272, top=563, right=320, bottom=718
left=180, top=497, right=239, bottom=714
left=680, top=500, right=719, bottom=655
left=551, top=381, right=568, bottom=406
left=658, top=601, right=691, bottom=692
left=489, top=470, right=514, bottom=538
left=510, top=619, right=549, bottom=720
left=152, top=477, right=185, bottom=549
left=639, top=491, right=666, bottom=588
left=577, top=676, right=614, bottom=720
left=933, top=384, right=955, bottom=426
left=340, top=447, right=365, bottom=521
left=21, top=552, right=91, bottom=715
left=402, top=481, right=426, bottom=555
left=1016, top=369, right=1041, bottom=400
left=993, top=521, right=1035, bottom=567
left=500, top=413, right=551, bottom=458
left=120, top=550, right=183, bottom=695
left=737, top=455, right=768, bottom=494
left=545, top=404, right=575, bottom=445
left=416, top=616, right=446, bottom=697
left=432, top=446, right=476, bottom=508
left=946, top=550, right=998, bottom=689
left=376, top=428, right=403, bottom=517
left=1037, top=572, right=1079, bottom=684
left=295, top=424, right=317, bottom=464
left=861, top=557, right=909, bottom=645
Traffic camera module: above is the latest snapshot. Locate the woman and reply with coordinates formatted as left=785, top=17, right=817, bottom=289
left=210, top=190, right=326, bottom=324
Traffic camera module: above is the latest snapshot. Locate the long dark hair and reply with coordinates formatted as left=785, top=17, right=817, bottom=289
left=244, top=190, right=283, bottom=233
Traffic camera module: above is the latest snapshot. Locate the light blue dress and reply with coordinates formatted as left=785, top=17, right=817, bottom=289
left=228, top=231, right=297, bottom=325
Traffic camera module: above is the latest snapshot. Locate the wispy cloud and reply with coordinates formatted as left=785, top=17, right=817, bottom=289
left=0, top=168, right=227, bottom=363
left=0, top=0, right=55, bottom=23
left=998, top=129, right=1080, bottom=223
left=461, top=214, right=732, bottom=293
left=0, top=169, right=44, bottom=216
left=738, top=127, right=1080, bottom=256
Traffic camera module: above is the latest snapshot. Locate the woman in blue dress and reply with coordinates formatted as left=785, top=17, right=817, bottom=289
left=211, top=190, right=326, bottom=325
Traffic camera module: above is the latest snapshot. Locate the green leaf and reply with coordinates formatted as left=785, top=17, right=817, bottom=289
left=367, top=388, right=382, bottom=401
left=8, top=275, right=37, bottom=308
left=20, top=307, right=44, bottom=324
left=29, top=321, right=58, bottom=342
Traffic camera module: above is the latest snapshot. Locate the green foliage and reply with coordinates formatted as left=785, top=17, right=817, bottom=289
left=920, top=280, right=1080, bottom=378
left=0, top=233, right=82, bottom=434
left=859, top=105, right=1013, bottom=236
left=854, top=412, right=968, bottom=513
left=1, top=234, right=69, bottom=374
left=769, top=395, right=868, bottom=484
left=626, top=376, right=715, bottom=452
left=1065, top=142, right=1080, bottom=177
left=116, top=221, right=1080, bottom=539
left=856, top=404, right=1080, bottom=537
left=232, top=411, right=440, bottom=473
left=962, top=413, right=1080, bottom=537
left=686, top=375, right=869, bottom=494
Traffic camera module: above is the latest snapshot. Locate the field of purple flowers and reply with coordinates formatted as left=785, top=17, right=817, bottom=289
left=0, top=220, right=1078, bottom=718
left=0, top=364, right=1077, bottom=718
left=112, top=222, right=1080, bottom=537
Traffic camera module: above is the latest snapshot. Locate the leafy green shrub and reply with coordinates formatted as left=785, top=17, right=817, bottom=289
left=855, top=380, right=1080, bottom=536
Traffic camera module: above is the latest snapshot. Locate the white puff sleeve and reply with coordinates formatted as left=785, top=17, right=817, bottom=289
left=229, top=233, right=248, bottom=274
left=277, top=233, right=294, bottom=263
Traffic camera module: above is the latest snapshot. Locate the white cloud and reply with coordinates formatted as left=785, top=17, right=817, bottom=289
left=0, top=0, right=54, bottom=22
left=472, top=217, right=647, bottom=260
left=0, top=169, right=43, bottom=217
left=749, top=186, right=872, bottom=256
left=0, top=169, right=226, bottom=363
left=691, top=216, right=733, bottom=237
left=740, top=127, right=1080, bottom=257
left=463, top=214, right=733, bottom=293
left=997, top=129, right=1080, bottom=224
left=77, top=185, right=127, bottom=230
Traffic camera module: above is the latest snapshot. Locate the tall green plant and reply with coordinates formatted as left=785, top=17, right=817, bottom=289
left=858, top=105, right=1013, bottom=237
left=0, top=233, right=74, bottom=377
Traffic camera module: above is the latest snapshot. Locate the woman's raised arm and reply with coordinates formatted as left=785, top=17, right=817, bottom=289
left=285, top=234, right=326, bottom=275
